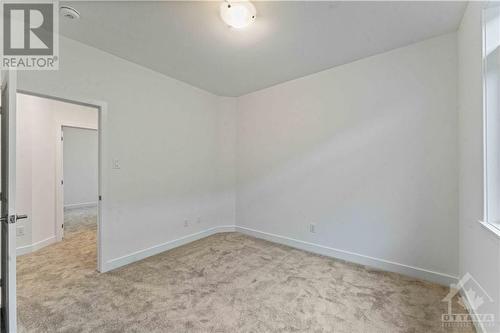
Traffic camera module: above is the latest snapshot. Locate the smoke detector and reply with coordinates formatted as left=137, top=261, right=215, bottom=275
left=60, top=6, right=80, bottom=20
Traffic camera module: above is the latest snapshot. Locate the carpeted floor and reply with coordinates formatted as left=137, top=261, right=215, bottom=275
left=17, top=208, right=474, bottom=333
left=63, top=206, right=98, bottom=235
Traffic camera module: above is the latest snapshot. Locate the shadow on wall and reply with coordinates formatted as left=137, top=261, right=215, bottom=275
left=236, top=33, right=458, bottom=279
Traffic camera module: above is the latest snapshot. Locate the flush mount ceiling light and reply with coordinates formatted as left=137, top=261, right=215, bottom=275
left=220, top=1, right=256, bottom=29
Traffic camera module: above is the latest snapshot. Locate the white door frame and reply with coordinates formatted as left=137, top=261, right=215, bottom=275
left=17, top=89, right=107, bottom=273
left=57, top=125, right=98, bottom=241
left=1, top=70, right=18, bottom=333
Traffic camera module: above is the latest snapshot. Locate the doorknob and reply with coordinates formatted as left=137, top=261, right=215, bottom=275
left=0, top=214, right=28, bottom=223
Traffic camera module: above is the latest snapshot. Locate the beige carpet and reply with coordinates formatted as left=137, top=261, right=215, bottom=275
left=17, top=208, right=474, bottom=333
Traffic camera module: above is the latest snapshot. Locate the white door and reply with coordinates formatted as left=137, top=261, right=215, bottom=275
left=1, top=70, right=23, bottom=333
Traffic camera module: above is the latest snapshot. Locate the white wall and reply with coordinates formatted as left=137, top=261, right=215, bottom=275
left=235, top=33, right=459, bottom=285
left=215, top=97, right=237, bottom=226
left=17, top=36, right=236, bottom=269
left=63, top=127, right=98, bottom=208
left=15, top=95, right=33, bottom=250
left=16, top=94, right=98, bottom=255
left=12, top=23, right=471, bottom=290
left=458, top=3, right=500, bottom=332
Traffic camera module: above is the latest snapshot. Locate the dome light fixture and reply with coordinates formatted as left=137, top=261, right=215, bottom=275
left=220, top=1, right=256, bottom=29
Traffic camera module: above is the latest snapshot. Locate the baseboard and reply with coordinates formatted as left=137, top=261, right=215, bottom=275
left=64, top=202, right=98, bottom=210
left=235, top=226, right=457, bottom=286
left=102, top=225, right=236, bottom=272
left=17, top=236, right=56, bottom=256
left=101, top=224, right=457, bottom=286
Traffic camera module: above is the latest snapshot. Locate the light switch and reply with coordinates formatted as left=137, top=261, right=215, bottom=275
left=112, top=159, right=121, bottom=169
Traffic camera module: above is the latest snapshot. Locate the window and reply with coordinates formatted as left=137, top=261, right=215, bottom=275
left=483, top=5, right=500, bottom=229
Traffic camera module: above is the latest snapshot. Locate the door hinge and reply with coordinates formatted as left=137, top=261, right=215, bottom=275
left=61, top=180, right=63, bottom=185
left=99, top=195, right=102, bottom=201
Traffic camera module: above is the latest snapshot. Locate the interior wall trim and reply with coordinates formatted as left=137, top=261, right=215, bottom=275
left=101, top=224, right=457, bottom=286
left=235, top=226, right=458, bottom=286
left=102, top=225, right=236, bottom=272
left=16, top=236, right=56, bottom=256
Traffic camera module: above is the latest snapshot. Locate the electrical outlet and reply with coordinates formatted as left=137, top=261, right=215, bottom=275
left=184, top=220, right=189, bottom=227
left=309, top=223, right=316, bottom=233
left=16, top=226, right=25, bottom=237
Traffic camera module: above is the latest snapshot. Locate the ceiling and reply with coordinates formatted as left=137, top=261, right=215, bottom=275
left=60, top=1, right=467, bottom=97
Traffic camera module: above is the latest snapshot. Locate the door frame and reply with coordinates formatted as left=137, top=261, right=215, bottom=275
left=1, top=70, right=18, bottom=333
left=17, top=89, right=107, bottom=273
left=57, top=125, right=98, bottom=242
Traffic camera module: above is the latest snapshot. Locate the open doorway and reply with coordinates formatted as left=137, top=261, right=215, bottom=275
left=14, top=91, right=103, bottom=268
left=14, top=91, right=104, bottom=331
left=61, top=126, right=98, bottom=240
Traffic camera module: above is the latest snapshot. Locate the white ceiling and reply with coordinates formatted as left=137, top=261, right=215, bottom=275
left=60, top=1, right=466, bottom=97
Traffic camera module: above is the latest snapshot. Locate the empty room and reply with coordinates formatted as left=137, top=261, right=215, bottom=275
left=0, top=1, right=498, bottom=332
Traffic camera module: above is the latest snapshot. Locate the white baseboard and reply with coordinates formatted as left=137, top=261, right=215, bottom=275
left=64, top=202, right=98, bottom=210
left=101, top=224, right=457, bottom=286
left=17, top=236, right=56, bottom=256
left=102, top=225, right=236, bottom=272
left=235, top=226, right=458, bottom=286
